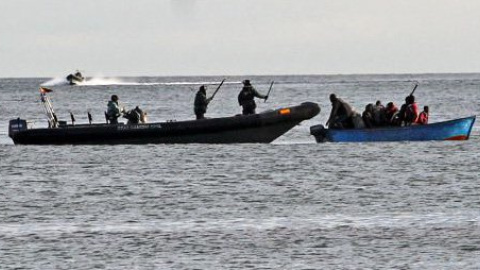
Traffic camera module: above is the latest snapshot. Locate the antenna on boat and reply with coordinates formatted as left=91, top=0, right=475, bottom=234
left=69, top=111, right=76, bottom=125
left=87, top=111, right=93, bottom=124
left=39, top=87, right=58, bottom=128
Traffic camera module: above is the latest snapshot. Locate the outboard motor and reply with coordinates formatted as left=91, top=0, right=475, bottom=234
left=9, top=118, right=28, bottom=139
left=309, top=124, right=328, bottom=142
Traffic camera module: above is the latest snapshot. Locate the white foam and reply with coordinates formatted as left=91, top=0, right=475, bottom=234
left=40, top=77, right=239, bottom=87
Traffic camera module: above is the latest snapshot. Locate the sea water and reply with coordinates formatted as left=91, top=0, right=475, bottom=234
left=0, top=74, right=479, bottom=269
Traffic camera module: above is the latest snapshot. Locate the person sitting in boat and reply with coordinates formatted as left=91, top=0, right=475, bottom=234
left=395, top=95, right=415, bottom=126
left=124, top=106, right=146, bottom=124
left=417, top=105, right=429, bottom=125
left=373, top=100, right=386, bottom=126
left=238, top=80, right=268, bottom=115
left=385, top=102, right=399, bottom=125
left=404, top=95, right=419, bottom=126
left=194, top=85, right=212, bottom=120
left=362, top=103, right=375, bottom=128
left=326, top=94, right=356, bottom=129
left=106, top=95, right=123, bottom=124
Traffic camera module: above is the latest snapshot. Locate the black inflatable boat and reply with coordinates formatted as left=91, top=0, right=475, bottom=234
left=8, top=102, right=320, bottom=145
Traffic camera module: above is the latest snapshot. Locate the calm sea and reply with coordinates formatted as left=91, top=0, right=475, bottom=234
left=1, top=74, right=479, bottom=269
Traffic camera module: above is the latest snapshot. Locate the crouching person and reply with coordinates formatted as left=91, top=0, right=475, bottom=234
left=326, top=94, right=357, bottom=129
left=124, top=106, right=147, bottom=124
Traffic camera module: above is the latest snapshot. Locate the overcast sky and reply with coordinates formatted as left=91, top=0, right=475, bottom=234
left=1, top=0, right=480, bottom=77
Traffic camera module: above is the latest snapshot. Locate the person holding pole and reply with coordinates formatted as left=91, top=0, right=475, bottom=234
left=194, top=85, right=211, bottom=120
left=237, top=80, right=268, bottom=115
left=194, top=79, right=225, bottom=120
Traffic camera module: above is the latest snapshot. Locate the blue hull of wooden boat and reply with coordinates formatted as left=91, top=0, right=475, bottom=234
left=310, top=116, right=476, bottom=143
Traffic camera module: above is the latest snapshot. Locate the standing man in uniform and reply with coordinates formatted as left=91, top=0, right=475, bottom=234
left=194, top=85, right=212, bottom=120
left=106, top=95, right=123, bottom=124
left=237, top=80, right=268, bottom=115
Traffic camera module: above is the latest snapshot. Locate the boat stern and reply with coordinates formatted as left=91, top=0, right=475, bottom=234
left=8, top=118, right=28, bottom=142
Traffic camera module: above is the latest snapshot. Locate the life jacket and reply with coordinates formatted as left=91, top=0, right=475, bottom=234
left=386, top=106, right=398, bottom=121
left=107, top=101, right=121, bottom=118
left=418, top=111, right=428, bottom=125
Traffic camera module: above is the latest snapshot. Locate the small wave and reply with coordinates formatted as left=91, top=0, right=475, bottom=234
left=82, top=80, right=239, bottom=86
left=76, top=77, right=127, bottom=86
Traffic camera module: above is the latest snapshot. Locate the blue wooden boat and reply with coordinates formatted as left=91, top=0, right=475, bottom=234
left=310, top=116, right=476, bottom=143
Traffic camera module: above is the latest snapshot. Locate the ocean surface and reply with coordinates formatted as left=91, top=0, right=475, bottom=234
left=0, top=74, right=479, bottom=269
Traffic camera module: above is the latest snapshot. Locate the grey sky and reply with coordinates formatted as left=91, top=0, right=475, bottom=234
left=1, top=0, right=480, bottom=77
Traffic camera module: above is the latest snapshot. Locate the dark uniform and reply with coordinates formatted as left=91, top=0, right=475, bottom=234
left=237, top=80, right=267, bottom=115
left=194, top=85, right=210, bottom=120
left=106, top=95, right=121, bottom=124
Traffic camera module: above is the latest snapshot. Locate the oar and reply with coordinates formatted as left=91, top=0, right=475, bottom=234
left=209, top=79, right=226, bottom=101
left=410, top=83, right=418, bottom=96
left=264, top=81, right=275, bottom=103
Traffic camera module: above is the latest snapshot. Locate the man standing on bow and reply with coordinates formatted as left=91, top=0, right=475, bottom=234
left=194, top=85, right=212, bottom=120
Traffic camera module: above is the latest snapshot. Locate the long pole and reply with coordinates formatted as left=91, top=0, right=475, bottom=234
left=410, top=83, right=418, bottom=96
left=209, top=79, right=226, bottom=100
left=264, top=81, right=275, bottom=103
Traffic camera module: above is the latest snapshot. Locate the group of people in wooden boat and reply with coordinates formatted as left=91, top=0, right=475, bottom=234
left=326, top=93, right=429, bottom=130
left=106, top=79, right=271, bottom=124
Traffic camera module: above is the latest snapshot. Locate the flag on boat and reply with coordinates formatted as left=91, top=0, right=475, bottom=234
left=39, top=87, right=53, bottom=102
left=39, top=87, right=53, bottom=94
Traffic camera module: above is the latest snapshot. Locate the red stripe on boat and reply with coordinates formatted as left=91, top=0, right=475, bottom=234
left=445, top=135, right=468, bottom=141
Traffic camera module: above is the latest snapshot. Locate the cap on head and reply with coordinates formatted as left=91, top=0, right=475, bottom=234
left=242, top=80, right=251, bottom=85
